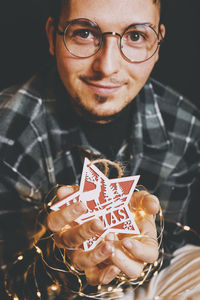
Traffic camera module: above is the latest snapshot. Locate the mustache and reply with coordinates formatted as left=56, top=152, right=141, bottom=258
left=80, top=75, right=127, bottom=86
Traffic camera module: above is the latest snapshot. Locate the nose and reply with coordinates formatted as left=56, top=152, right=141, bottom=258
left=91, top=34, right=121, bottom=77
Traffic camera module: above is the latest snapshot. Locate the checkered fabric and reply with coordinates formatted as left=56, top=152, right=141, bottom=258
left=0, top=64, right=200, bottom=234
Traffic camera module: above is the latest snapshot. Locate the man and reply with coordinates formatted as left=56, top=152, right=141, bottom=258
left=0, top=0, right=200, bottom=299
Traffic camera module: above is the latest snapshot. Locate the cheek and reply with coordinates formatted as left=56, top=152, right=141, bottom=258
left=55, top=41, right=80, bottom=77
left=128, top=58, right=156, bottom=83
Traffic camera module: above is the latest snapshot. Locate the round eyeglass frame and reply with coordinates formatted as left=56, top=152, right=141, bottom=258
left=55, top=18, right=163, bottom=63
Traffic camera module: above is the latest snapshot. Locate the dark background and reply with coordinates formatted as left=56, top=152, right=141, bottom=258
left=0, top=1, right=199, bottom=232
left=0, top=0, right=199, bottom=108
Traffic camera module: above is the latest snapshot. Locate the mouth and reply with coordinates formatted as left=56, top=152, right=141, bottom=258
left=81, top=79, right=126, bottom=96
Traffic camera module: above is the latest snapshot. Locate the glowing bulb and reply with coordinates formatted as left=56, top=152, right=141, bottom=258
left=183, top=225, right=190, bottom=231
left=154, top=261, right=158, bottom=267
left=37, top=291, right=41, bottom=297
left=50, top=285, right=58, bottom=291
left=17, top=255, right=23, bottom=261
left=98, top=285, right=102, bottom=291
left=153, top=271, right=158, bottom=276
left=140, top=272, right=145, bottom=277
left=140, top=210, right=145, bottom=217
left=35, top=246, right=42, bottom=254
left=13, top=296, right=19, bottom=300
left=108, top=287, right=113, bottom=292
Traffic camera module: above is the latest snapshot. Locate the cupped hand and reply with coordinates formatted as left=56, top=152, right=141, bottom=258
left=46, top=185, right=120, bottom=285
left=47, top=187, right=160, bottom=285
left=106, top=190, right=160, bottom=279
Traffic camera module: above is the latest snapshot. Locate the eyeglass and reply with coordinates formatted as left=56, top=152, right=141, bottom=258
left=56, top=18, right=162, bottom=63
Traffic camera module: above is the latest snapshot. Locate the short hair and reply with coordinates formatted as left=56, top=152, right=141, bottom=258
left=48, top=0, right=164, bottom=25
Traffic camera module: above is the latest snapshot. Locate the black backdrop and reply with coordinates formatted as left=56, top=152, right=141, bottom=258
left=0, top=0, right=200, bottom=108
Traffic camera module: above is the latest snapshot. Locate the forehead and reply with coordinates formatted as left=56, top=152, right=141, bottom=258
left=60, top=0, right=160, bottom=28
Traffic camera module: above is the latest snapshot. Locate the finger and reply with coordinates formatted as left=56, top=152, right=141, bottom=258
left=57, top=185, right=79, bottom=200
left=121, top=236, right=158, bottom=263
left=122, top=214, right=158, bottom=263
left=85, top=265, right=120, bottom=286
left=61, top=218, right=104, bottom=248
left=47, top=201, right=87, bottom=232
left=71, top=241, right=114, bottom=270
left=130, top=191, right=160, bottom=214
left=111, top=243, right=144, bottom=279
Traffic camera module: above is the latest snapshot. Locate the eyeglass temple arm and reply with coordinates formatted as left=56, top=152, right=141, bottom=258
left=55, top=28, right=64, bottom=35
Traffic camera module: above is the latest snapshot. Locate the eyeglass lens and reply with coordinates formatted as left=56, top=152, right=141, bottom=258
left=63, top=19, right=159, bottom=62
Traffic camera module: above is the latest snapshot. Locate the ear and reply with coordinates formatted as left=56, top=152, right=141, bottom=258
left=159, top=23, right=166, bottom=40
left=155, top=23, right=166, bottom=63
left=45, top=17, right=56, bottom=56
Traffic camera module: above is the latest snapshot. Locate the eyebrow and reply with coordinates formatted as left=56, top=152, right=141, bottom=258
left=60, top=19, right=157, bottom=32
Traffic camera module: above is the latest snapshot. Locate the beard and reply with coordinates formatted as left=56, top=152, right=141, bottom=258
left=70, top=93, right=129, bottom=123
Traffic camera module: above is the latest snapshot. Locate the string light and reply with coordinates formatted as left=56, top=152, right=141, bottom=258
left=35, top=246, right=42, bottom=254
left=139, top=210, right=146, bottom=217
left=50, top=284, right=58, bottom=291
left=183, top=225, right=191, bottom=231
left=17, top=255, right=23, bottom=261
left=3, top=160, right=200, bottom=299
left=36, top=291, right=41, bottom=297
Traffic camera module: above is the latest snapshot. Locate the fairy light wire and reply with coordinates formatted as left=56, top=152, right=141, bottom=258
left=4, top=159, right=199, bottom=299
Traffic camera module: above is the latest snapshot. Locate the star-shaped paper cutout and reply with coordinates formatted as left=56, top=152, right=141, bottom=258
left=51, top=158, right=140, bottom=251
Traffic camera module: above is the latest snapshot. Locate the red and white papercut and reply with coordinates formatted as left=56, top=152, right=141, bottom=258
left=51, top=158, right=140, bottom=251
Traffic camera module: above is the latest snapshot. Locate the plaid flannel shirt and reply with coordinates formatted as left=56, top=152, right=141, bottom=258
left=0, top=65, right=200, bottom=253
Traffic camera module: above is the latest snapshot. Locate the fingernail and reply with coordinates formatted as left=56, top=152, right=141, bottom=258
left=122, top=239, right=134, bottom=250
left=73, top=202, right=85, bottom=214
left=65, top=185, right=76, bottom=194
left=100, top=242, right=113, bottom=255
left=101, top=266, right=119, bottom=284
left=90, top=219, right=104, bottom=233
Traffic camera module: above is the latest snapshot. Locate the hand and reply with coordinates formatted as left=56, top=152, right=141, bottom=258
left=106, top=190, right=160, bottom=279
left=47, top=187, right=160, bottom=285
left=47, top=185, right=120, bottom=285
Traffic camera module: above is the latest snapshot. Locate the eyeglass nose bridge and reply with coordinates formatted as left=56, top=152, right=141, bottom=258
left=99, top=32, right=122, bottom=53
left=102, top=32, right=122, bottom=40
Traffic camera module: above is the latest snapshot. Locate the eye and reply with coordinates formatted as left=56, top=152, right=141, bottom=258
left=127, top=30, right=145, bottom=42
left=72, top=29, right=92, bottom=39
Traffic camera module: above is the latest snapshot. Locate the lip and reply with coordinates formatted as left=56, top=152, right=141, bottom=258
left=82, top=80, right=125, bottom=96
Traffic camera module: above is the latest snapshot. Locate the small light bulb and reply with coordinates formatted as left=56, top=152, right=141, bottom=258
left=35, top=246, right=42, bottom=254
left=140, top=210, right=145, bottom=217
left=37, top=291, right=41, bottom=297
left=50, top=285, right=58, bottom=291
left=17, top=255, right=23, bottom=261
left=108, top=287, right=113, bottom=292
left=154, top=261, right=158, bottom=267
left=153, top=271, right=158, bottom=276
left=120, top=276, right=126, bottom=280
left=183, top=225, right=190, bottom=231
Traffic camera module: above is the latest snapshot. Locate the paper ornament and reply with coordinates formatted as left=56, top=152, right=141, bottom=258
left=51, top=158, right=140, bottom=251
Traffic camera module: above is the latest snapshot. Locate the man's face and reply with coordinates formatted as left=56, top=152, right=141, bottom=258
left=46, top=0, right=164, bottom=123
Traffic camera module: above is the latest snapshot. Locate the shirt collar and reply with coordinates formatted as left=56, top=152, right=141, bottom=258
left=137, top=79, right=171, bottom=150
